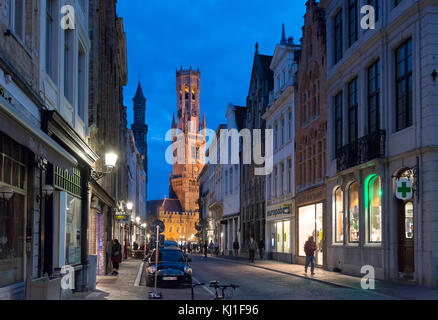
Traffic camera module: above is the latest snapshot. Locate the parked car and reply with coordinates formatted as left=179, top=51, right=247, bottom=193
left=146, top=247, right=192, bottom=287
left=164, top=240, right=178, bottom=248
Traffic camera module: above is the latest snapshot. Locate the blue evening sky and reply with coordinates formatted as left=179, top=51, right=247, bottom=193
left=117, top=0, right=307, bottom=201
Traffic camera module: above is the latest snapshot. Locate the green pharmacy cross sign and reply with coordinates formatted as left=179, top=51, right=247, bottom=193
left=396, top=178, right=413, bottom=200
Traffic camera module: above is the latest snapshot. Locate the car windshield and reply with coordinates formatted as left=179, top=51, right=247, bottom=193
left=151, top=250, right=185, bottom=262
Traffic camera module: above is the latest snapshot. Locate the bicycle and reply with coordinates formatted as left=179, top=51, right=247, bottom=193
left=209, top=280, right=240, bottom=300
left=183, top=282, right=205, bottom=300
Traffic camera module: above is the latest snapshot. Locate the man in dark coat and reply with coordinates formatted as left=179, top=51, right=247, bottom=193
left=111, top=239, right=122, bottom=276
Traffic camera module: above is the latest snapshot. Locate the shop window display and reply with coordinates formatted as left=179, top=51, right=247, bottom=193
left=0, top=193, right=25, bottom=288
left=348, top=182, right=359, bottom=243
left=366, top=175, right=382, bottom=243
left=405, top=202, right=414, bottom=239
left=66, top=194, right=82, bottom=266
left=299, top=204, right=323, bottom=265
left=334, top=187, right=344, bottom=243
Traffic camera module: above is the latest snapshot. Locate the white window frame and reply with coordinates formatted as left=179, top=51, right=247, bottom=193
left=8, top=0, right=26, bottom=41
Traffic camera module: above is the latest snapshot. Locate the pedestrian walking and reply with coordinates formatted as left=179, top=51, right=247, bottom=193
left=248, top=237, right=258, bottom=263
left=304, top=236, right=317, bottom=275
left=258, top=238, right=265, bottom=260
left=209, top=240, right=214, bottom=254
left=214, top=239, right=220, bottom=255
left=133, top=241, right=139, bottom=251
left=105, top=238, right=113, bottom=275
left=111, top=239, right=122, bottom=276
left=233, top=239, right=240, bottom=257
left=204, top=241, right=208, bottom=258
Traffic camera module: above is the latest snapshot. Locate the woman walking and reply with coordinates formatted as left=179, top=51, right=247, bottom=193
left=111, top=239, right=122, bottom=276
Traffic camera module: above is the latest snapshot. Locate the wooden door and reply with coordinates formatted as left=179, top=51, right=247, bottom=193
left=398, top=200, right=414, bottom=276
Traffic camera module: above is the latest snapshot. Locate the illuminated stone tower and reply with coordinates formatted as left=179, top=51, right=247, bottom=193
left=169, top=66, right=206, bottom=212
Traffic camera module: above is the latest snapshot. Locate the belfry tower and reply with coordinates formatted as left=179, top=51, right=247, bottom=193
left=169, top=66, right=206, bottom=212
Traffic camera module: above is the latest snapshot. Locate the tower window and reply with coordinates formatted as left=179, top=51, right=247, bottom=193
left=185, top=86, right=189, bottom=100
left=192, top=88, right=196, bottom=100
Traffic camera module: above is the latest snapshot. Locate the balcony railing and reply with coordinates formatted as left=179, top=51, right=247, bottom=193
left=336, top=130, right=386, bottom=172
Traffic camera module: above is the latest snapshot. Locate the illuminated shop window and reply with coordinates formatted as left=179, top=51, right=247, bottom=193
left=348, top=182, right=360, bottom=243
left=405, top=202, right=414, bottom=239
left=365, top=174, right=382, bottom=243
left=334, top=187, right=344, bottom=243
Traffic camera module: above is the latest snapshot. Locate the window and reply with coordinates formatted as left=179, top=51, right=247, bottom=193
left=334, top=187, right=344, bottom=243
left=395, top=39, right=413, bottom=132
left=9, top=0, right=25, bottom=41
left=64, top=30, right=73, bottom=103
left=298, top=204, right=323, bottom=259
left=273, top=166, right=278, bottom=198
left=348, top=182, right=360, bottom=243
left=66, top=194, right=82, bottom=266
left=78, top=45, right=86, bottom=120
left=280, top=162, right=284, bottom=196
left=288, top=112, right=292, bottom=140
left=366, top=175, right=382, bottom=243
left=348, top=0, right=358, bottom=47
left=46, top=0, right=57, bottom=81
left=334, top=10, right=343, bottom=64
left=274, top=122, right=278, bottom=150
left=288, top=158, right=292, bottom=194
left=281, top=118, right=285, bottom=147
left=348, top=78, right=358, bottom=143
left=368, top=60, right=380, bottom=133
left=334, top=92, right=343, bottom=152
left=405, top=202, right=414, bottom=239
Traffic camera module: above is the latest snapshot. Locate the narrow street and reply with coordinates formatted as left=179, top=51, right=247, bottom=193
left=72, top=255, right=438, bottom=301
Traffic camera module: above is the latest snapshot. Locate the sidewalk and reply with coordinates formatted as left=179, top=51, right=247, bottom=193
left=206, top=254, right=438, bottom=300
left=71, top=259, right=149, bottom=300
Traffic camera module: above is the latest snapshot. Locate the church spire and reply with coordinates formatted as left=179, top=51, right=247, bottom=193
left=134, top=81, right=145, bottom=101
left=280, top=23, right=287, bottom=45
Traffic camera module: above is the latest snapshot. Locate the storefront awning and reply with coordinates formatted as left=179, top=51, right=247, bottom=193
left=0, top=96, right=77, bottom=169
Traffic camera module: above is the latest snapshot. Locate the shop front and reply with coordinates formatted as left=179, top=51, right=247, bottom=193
left=295, top=185, right=326, bottom=268
left=266, top=202, right=294, bottom=263
left=1, top=90, right=78, bottom=299
left=0, top=132, right=29, bottom=300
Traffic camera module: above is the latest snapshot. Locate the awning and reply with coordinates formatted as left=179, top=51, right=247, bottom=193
left=0, top=96, right=77, bottom=169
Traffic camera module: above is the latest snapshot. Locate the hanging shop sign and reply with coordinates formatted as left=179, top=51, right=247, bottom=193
left=396, top=178, right=413, bottom=200
left=115, top=213, right=130, bottom=222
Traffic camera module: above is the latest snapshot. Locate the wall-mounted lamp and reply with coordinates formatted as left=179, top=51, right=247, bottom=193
left=42, top=185, right=54, bottom=198
left=126, top=202, right=134, bottom=211
left=141, top=223, right=147, bottom=228
left=136, top=217, right=141, bottom=224
left=0, top=186, right=14, bottom=201
left=91, top=152, right=118, bottom=181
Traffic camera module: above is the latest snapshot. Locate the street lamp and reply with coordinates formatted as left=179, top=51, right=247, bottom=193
left=126, top=202, right=134, bottom=211
left=91, top=152, right=118, bottom=181
left=136, top=217, right=141, bottom=224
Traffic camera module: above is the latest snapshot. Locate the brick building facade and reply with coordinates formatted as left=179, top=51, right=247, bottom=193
left=294, top=0, right=327, bottom=268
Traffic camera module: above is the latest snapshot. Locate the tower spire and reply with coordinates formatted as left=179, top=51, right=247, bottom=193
left=280, top=23, right=287, bottom=45
left=172, top=113, right=176, bottom=129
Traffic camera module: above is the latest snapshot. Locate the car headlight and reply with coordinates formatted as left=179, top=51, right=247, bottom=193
left=148, top=265, right=157, bottom=274
left=184, top=266, right=192, bottom=275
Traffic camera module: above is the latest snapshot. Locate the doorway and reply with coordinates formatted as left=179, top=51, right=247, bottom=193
left=298, top=203, right=324, bottom=266
left=397, top=200, right=415, bottom=278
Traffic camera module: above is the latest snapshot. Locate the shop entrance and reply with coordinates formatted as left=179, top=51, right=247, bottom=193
left=397, top=200, right=415, bottom=277
left=298, top=203, right=323, bottom=266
